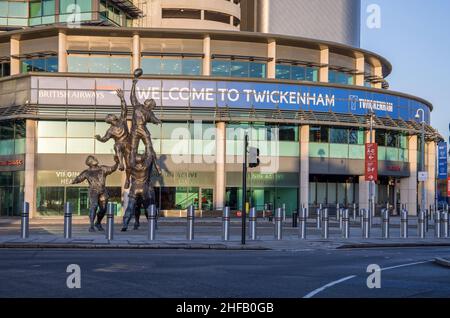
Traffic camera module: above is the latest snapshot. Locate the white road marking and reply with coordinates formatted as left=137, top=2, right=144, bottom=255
left=303, top=275, right=357, bottom=299
left=303, top=259, right=433, bottom=298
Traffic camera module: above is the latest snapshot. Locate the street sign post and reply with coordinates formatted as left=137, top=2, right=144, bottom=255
left=365, top=143, right=378, bottom=181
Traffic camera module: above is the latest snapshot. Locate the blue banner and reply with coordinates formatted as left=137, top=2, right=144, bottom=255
left=438, top=142, right=448, bottom=180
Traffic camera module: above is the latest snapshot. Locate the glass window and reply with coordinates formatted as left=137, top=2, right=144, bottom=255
left=375, top=130, right=386, bottom=146
left=386, top=131, right=399, bottom=148
left=0, top=140, right=14, bottom=156
left=89, top=56, right=109, bottom=73
left=30, top=0, right=42, bottom=17
left=110, top=56, right=131, bottom=74
left=77, top=0, right=91, bottom=12
left=141, top=57, right=161, bottom=75
left=182, top=59, right=201, bottom=75
left=329, top=128, right=349, bottom=144
left=43, top=0, right=55, bottom=15
left=212, top=60, right=230, bottom=77
left=0, top=121, right=14, bottom=140
left=291, top=66, right=306, bottom=81
left=9, top=1, right=28, bottom=17
left=67, top=138, right=94, bottom=153
left=38, top=121, right=66, bottom=137
left=309, top=126, right=328, bottom=143
left=249, top=62, right=266, bottom=78
left=306, top=67, right=318, bottom=82
left=275, top=64, right=290, bottom=80
left=37, top=187, right=64, bottom=215
left=230, top=61, right=249, bottom=78
left=349, top=128, right=364, bottom=145
left=37, top=138, right=66, bottom=153
left=279, top=125, right=298, bottom=141
left=67, top=121, right=94, bottom=137
left=161, top=58, right=181, bottom=75
left=68, top=55, right=89, bottom=72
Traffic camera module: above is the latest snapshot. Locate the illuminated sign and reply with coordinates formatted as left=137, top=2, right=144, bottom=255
left=31, top=77, right=432, bottom=124
left=0, top=159, right=23, bottom=167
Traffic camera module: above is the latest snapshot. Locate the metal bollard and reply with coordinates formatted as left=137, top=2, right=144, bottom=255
left=441, top=212, right=449, bottom=238
left=299, top=208, right=307, bottom=240
left=418, top=210, right=426, bottom=239
left=363, top=209, right=370, bottom=239
left=342, top=209, right=350, bottom=239
left=249, top=207, right=257, bottom=240
left=148, top=204, right=157, bottom=241
left=360, top=209, right=365, bottom=231
left=292, top=210, right=298, bottom=228
left=63, top=202, right=72, bottom=239
left=275, top=208, right=283, bottom=240
left=316, top=208, right=321, bottom=229
left=222, top=207, right=230, bottom=241
left=381, top=209, right=390, bottom=239
left=106, top=202, right=114, bottom=241
left=435, top=211, right=441, bottom=239
left=352, top=203, right=357, bottom=221
left=282, top=203, right=286, bottom=222
left=187, top=205, right=195, bottom=241
left=400, top=210, right=408, bottom=239
left=339, top=208, right=343, bottom=230
left=20, top=202, right=30, bottom=239
left=336, top=204, right=341, bottom=221
left=322, top=208, right=329, bottom=239
left=425, top=209, right=429, bottom=233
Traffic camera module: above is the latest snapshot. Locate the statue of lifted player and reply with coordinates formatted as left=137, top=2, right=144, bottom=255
left=129, top=68, right=162, bottom=175
left=72, top=155, right=119, bottom=232
left=121, top=149, right=156, bottom=232
left=95, top=88, right=132, bottom=189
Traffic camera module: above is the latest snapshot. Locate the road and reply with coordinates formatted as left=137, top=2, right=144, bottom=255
left=0, top=247, right=449, bottom=298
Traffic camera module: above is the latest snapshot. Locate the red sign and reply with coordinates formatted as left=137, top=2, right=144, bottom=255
left=365, top=143, right=378, bottom=181
left=0, top=159, right=23, bottom=167
left=448, top=178, right=450, bottom=197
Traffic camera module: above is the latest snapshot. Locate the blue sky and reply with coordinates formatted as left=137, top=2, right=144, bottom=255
left=360, top=0, right=450, bottom=142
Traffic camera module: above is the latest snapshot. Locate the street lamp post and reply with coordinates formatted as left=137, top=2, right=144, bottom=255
left=415, top=109, right=426, bottom=214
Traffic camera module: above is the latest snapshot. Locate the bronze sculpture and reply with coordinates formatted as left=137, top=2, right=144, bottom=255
left=75, top=68, right=161, bottom=233
left=129, top=69, right=162, bottom=175
left=121, top=150, right=156, bottom=232
left=71, top=155, right=119, bottom=232
left=95, top=89, right=132, bottom=189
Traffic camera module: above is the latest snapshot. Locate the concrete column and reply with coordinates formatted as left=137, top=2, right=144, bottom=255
left=319, top=46, right=329, bottom=83
left=299, top=125, right=309, bottom=209
left=355, top=54, right=365, bottom=86
left=215, top=122, right=226, bottom=210
left=359, top=176, right=369, bottom=211
left=267, top=39, right=276, bottom=79
left=202, top=35, right=211, bottom=76
left=425, top=141, right=436, bottom=210
left=132, top=34, right=140, bottom=71
left=10, top=37, right=20, bottom=75
left=400, top=135, right=418, bottom=215
left=58, top=31, right=67, bottom=72
left=373, top=66, right=383, bottom=89
left=24, top=120, right=37, bottom=218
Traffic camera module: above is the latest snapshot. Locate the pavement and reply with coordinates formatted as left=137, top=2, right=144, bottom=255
left=1, top=216, right=450, bottom=251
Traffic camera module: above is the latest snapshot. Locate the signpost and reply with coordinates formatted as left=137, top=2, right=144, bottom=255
left=365, top=143, right=378, bottom=182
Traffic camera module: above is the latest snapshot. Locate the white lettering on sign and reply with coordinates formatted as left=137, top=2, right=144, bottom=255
left=359, top=98, right=394, bottom=113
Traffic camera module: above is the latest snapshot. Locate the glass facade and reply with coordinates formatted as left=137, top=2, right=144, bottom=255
left=141, top=57, right=202, bottom=76
left=0, top=0, right=134, bottom=27
left=212, top=60, right=266, bottom=79
left=21, top=56, right=58, bottom=73
left=0, top=62, right=10, bottom=77
left=0, top=120, right=26, bottom=156
left=0, top=171, right=24, bottom=216
left=309, top=126, right=366, bottom=160
left=375, top=130, right=409, bottom=161
left=329, top=70, right=355, bottom=85
left=275, top=64, right=319, bottom=82
left=68, top=54, right=131, bottom=74
left=309, top=175, right=358, bottom=208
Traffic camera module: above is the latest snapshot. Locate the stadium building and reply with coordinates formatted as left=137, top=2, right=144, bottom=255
left=0, top=0, right=442, bottom=217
